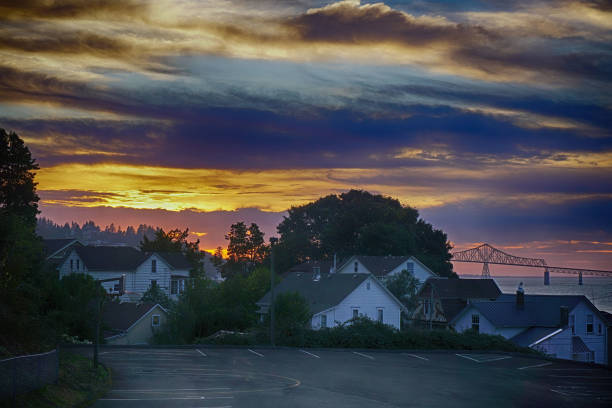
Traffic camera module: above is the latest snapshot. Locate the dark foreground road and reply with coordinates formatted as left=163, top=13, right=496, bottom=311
left=78, top=347, right=610, bottom=408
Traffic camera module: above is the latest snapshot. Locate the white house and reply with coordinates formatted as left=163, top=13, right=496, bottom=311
left=257, top=272, right=407, bottom=330
left=336, top=255, right=437, bottom=283
left=58, top=246, right=191, bottom=300
left=450, top=293, right=609, bottom=365
left=103, top=302, right=168, bottom=345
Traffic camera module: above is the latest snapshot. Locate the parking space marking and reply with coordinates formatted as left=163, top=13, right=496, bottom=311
left=456, top=353, right=480, bottom=362
left=247, top=349, right=264, bottom=357
left=299, top=350, right=320, bottom=358
left=549, top=375, right=612, bottom=379
left=100, top=396, right=234, bottom=401
left=197, top=349, right=207, bottom=357
left=403, top=353, right=429, bottom=361
left=353, top=351, right=375, bottom=360
left=479, top=356, right=512, bottom=363
left=518, top=362, right=553, bottom=370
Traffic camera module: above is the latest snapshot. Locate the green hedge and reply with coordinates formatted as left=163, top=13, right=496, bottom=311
left=197, top=317, right=535, bottom=353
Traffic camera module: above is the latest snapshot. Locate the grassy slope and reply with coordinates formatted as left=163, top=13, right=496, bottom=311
left=1, top=352, right=111, bottom=408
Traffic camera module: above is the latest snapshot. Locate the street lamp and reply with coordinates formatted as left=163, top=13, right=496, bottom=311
left=269, top=237, right=278, bottom=347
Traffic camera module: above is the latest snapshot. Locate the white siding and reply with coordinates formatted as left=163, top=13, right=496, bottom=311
left=311, top=276, right=401, bottom=330
left=534, top=328, right=572, bottom=360
left=337, top=258, right=368, bottom=275
left=386, top=257, right=436, bottom=283
left=569, top=302, right=607, bottom=365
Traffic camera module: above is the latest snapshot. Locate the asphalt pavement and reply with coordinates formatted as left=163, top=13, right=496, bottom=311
left=76, top=346, right=611, bottom=408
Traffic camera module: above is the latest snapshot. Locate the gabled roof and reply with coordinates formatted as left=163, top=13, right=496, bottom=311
left=75, top=246, right=147, bottom=271
left=440, top=299, right=468, bottom=322
left=418, top=277, right=501, bottom=300
left=285, top=260, right=335, bottom=276
left=572, top=336, right=592, bottom=353
left=453, top=294, right=585, bottom=328
left=102, top=301, right=166, bottom=333
left=42, top=238, right=81, bottom=259
left=153, top=252, right=191, bottom=270
left=510, top=327, right=564, bottom=347
left=258, top=272, right=371, bottom=315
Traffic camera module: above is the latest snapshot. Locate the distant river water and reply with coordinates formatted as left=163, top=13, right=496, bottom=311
left=463, top=275, right=612, bottom=313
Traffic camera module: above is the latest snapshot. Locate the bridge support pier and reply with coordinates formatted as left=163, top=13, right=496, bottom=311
left=544, top=269, right=550, bottom=286
left=579, top=271, right=583, bottom=285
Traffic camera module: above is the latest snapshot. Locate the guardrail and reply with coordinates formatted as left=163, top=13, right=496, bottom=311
left=0, top=349, right=59, bottom=401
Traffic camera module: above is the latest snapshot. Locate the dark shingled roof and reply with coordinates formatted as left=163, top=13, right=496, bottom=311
left=440, top=299, right=468, bottom=322
left=600, top=311, right=612, bottom=326
left=352, top=256, right=411, bottom=277
left=465, top=294, right=584, bottom=328
left=75, top=246, right=147, bottom=271
left=421, top=278, right=501, bottom=300
left=155, top=252, right=191, bottom=270
left=510, top=327, right=563, bottom=347
left=102, top=302, right=163, bottom=334
left=285, top=260, right=335, bottom=276
left=258, top=272, right=369, bottom=315
left=572, top=336, right=592, bottom=353
left=43, top=238, right=78, bottom=258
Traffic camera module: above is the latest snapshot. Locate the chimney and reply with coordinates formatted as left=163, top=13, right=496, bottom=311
left=560, top=306, right=569, bottom=326
left=516, top=281, right=525, bottom=309
left=516, top=290, right=524, bottom=309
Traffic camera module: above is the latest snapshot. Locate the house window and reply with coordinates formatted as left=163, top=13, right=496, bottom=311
left=171, top=280, right=178, bottom=295
left=586, top=314, right=593, bottom=334
left=570, top=315, right=575, bottom=335
left=70, top=259, right=73, bottom=270
left=179, top=279, right=185, bottom=293
left=321, top=314, right=327, bottom=328
left=406, top=262, right=414, bottom=274
left=598, top=323, right=603, bottom=336
left=471, top=314, right=480, bottom=333
left=152, top=259, right=157, bottom=273
left=366, top=281, right=371, bottom=290
left=424, top=299, right=429, bottom=315
left=377, top=309, right=383, bottom=323
left=151, top=280, right=157, bottom=288
left=152, top=315, right=160, bottom=327
left=76, top=259, right=80, bottom=270
left=354, top=262, right=358, bottom=272
left=353, top=309, right=359, bottom=319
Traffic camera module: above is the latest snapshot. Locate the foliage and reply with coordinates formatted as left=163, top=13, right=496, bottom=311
left=273, top=291, right=312, bottom=346
left=140, top=282, right=173, bottom=309
left=0, top=352, right=111, bottom=408
left=384, top=269, right=420, bottom=312
left=0, top=128, right=39, bottom=225
left=153, top=265, right=276, bottom=344
left=222, top=222, right=269, bottom=278
left=212, top=246, right=224, bottom=267
left=276, top=190, right=455, bottom=277
left=140, top=227, right=205, bottom=278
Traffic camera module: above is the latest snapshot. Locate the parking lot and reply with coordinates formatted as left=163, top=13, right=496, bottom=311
left=82, top=347, right=611, bottom=407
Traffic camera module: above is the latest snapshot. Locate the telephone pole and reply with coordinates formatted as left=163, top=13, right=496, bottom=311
left=269, top=237, right=278, bottom=347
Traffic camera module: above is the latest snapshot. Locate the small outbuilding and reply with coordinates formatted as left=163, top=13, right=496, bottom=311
left=103, top=302, right=167, bottom=345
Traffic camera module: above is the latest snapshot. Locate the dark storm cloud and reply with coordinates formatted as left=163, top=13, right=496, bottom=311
left=288, top=1, right=495, bottom=45
left=0, top=31, right=132, bottom=56
left=0, top=0, right=147, bottom=19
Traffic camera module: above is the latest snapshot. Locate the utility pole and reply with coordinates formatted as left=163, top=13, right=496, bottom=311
left=93, top=291, right=101, bottom=368
left=429, top=282, right=434, bottom=330
left=269, top=237, right=278, bottom=347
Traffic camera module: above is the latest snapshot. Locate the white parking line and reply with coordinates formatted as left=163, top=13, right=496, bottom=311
left=196, top=349, right=207, bottom=357
left=352, top=351, right=375, bottom=360
left=247, top=349, right=264, bottom=357
left=480, top=356, right=512, bottom=363
left=456, top=353, right=480, bottom=362
left=101, top=396, right=234, bottom=401
left=403, top=353, right=429, bottom=361
left=549, top=375, right=612, bottom=379
left=518, top=362, right=553, bottom=370
left=550, top=389, right=570, bottom=397
left=300, top=350, right=320, bottom=358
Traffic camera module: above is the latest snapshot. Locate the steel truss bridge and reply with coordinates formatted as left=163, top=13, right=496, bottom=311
left=451, top=243, right=612, bottom=285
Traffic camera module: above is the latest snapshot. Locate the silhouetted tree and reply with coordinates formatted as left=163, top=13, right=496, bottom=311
left=276, top=190, right=454, bottom=277
left=140, top=228, right=204, bottom=278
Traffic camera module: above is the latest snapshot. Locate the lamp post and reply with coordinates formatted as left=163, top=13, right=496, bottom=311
left=269, top=237, right=278, bottom=347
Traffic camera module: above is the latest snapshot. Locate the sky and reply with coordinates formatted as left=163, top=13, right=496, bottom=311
left=1, top=0, right=611, bottom=274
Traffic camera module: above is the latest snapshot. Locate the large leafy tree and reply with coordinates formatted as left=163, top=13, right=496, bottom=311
left=223, top=222, right=269, bottom=278
left=276, top=190, right=454, bottom=277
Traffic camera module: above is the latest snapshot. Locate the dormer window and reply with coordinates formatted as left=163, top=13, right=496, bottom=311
left=152, top=259, right=157, bottom=273
left=76, top=259, right=80, bottom=270
left=354, top=262, right=358, bottom=272
left=70, top=259, right=73, bottom=270
left=406, top=262, right=414, bottom=274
